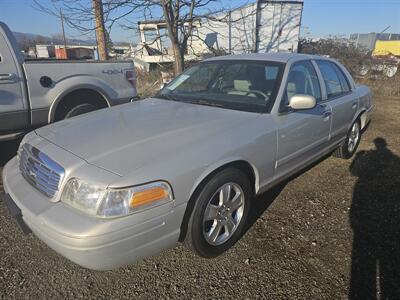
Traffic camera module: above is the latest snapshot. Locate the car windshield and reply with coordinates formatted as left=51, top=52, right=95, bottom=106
left=157, top=60, right=285, bottom=113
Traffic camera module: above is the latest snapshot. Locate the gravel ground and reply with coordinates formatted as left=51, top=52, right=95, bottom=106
left=0, top=95, right=399, bottom=299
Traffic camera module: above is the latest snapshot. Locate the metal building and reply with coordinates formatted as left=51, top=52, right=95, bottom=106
left=201, top=0, right=304, bottom=54
left=350, top=33, right=400, bottom=51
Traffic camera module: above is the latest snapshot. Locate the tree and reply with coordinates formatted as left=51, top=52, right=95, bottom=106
left=33, top=0, right=129, bottom=60
left=105, top=30, right=114, bottom=53
left=92, top=0, right=108, bottom=59
left=158, top=0, right=197, bottom=74
left=121, top=0, right=224, bottom=74
left=34, top=0, right=236, bottom=73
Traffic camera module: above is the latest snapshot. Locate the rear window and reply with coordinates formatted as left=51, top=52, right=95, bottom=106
left=332, top=64, right=350, bottom=93
left=317, top=60, right=351, bottom=98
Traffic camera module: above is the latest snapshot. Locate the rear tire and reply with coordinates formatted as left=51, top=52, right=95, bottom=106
left=184, top=168, right=252, bottom=258
left=334, top=118, right=361, bottom=159
left=53, top=89, right=108, bottom=121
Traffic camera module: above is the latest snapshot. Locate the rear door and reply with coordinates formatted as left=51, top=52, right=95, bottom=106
left=315, top=60, right=357, bottom=144
left=0, top=23, right=28, bottom=133
left=274, top=60, right=332, bottom=176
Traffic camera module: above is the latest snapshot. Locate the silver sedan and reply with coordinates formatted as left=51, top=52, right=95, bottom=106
left=2, top=53, right=373, bottom=270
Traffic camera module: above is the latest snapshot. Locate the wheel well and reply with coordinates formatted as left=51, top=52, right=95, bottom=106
left=178, top=160, right=256, bottom=242
left=358, top=110, right=368, bottom=130
left=53, top=88, right=109, bottom=121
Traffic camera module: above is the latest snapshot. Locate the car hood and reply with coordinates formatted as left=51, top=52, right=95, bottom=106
left=36, top=98, right=259, bottom=176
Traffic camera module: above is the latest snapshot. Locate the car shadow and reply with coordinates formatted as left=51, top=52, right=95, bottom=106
left=243, top=182, right=287, bottom=233
left=242, top=152, right=333, bottom=236
left=349, top=138, right=400, bottom=299
left=0, top=139, right=21, bottom=167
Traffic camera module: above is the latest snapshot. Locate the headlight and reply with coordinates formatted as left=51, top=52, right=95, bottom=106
left=61, top=178, right=173, bottom=218
left=61, top=178, right=105, bottom=215
left=17, top=133, right=32, bottom=161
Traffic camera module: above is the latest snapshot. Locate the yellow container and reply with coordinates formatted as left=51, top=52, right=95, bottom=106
left=373, top=40, right=400, bottom=56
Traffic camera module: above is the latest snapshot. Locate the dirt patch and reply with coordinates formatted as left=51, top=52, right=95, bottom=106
left=0, top=95, right=399, bottom=299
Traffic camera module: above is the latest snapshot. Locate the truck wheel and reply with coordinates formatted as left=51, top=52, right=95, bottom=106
left=334, top=118, right=361, bottom=159
left=54, top=89, right=108, bottom=121
left=63, top=103, right=98, bottom=119
left=185, top=168, right=251, bottom=257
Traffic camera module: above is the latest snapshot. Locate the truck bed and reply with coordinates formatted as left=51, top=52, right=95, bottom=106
left=24, top=58, right=132, bottom=63
left=23, top=59, right=135, bottom=115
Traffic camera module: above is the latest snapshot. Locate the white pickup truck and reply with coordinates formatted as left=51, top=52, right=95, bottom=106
left=0, top=22, right=137, bottom=141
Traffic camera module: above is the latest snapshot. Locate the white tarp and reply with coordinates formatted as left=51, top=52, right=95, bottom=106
left=197, top=0, right=303, bottom=54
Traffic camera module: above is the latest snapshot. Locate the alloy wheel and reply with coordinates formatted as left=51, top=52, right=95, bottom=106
left=202, top=182, right=245, bottom=246
left=348, top=121, right=360, bottom=153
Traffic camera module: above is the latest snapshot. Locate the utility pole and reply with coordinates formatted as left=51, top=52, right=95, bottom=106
left=92, top=0, right=108, bottom=60
left=60, top=8, right=67, bottom=50
left=228, top=10, right=232, bottom=54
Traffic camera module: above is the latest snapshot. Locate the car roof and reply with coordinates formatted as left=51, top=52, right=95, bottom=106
left=203, top=52, right=326, bottom=63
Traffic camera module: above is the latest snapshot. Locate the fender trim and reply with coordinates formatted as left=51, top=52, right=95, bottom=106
left=48, top=86, right=111, bottom=123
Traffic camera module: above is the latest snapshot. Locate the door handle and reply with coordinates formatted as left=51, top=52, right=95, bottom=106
left=319, top=104, right=327, bottom=109
left=0, top=73, right=14, bottom=81
left=322, top=111, right=332, bottom=120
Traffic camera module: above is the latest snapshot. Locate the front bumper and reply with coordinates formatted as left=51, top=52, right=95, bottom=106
left=2, top=157, right=184, bottom=270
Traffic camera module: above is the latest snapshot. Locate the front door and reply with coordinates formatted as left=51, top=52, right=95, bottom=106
left=274, top=60, right=332, bottom=176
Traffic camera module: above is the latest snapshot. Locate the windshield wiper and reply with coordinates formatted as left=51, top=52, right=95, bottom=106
left=181, top=96, right=225, bottom=108
left=192, top=99, right=224, bottom=107
left=157, top=94, right=224, bottom=108
left=156, top=93, right=180, bottom=101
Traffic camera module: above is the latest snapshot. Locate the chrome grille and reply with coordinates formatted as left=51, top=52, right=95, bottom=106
left=18, top=144, right=65, bottom=198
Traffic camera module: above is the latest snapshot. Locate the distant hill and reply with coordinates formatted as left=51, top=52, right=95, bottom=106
left=13, top=31, right=96, bottom=46
left=13, top=31, right=131, bottom=48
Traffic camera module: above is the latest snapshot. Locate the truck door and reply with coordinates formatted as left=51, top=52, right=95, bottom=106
left=274, top=60, right=332, bottom=176
left=0, top=22, right=28, bottom=134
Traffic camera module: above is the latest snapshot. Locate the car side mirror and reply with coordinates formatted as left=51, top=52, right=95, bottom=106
left=288, top=94, right=316, bottom=110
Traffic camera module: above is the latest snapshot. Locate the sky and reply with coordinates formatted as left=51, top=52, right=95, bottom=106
left=0, top=0, right=399, bottom=42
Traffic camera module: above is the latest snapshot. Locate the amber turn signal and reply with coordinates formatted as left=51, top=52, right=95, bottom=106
left=130, top=186, right=169, bottom=208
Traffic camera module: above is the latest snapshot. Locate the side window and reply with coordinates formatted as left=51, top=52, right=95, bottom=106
left=332, top=64, right=350, bottom=93
left=317, top=61, right=350, bottom=98
left=284, top=60, right=321, bottom=105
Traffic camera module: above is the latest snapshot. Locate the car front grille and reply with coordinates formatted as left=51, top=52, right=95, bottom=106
left=18, top=144, right=65, bottom=198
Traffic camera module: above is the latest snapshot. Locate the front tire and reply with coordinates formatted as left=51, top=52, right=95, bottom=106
left=185, top=168, right=252, bottom=258
left=334, top=118, right=361, bottom=159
